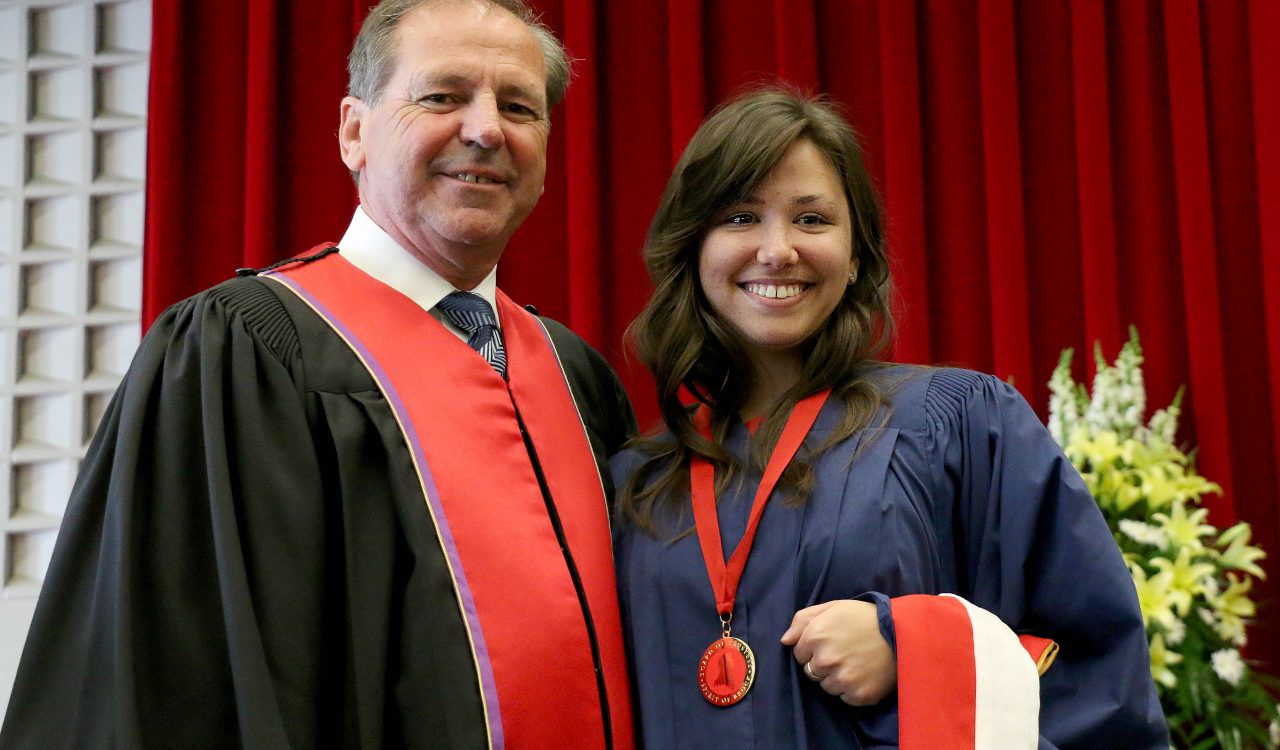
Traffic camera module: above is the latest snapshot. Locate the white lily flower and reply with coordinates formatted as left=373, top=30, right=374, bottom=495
left=1211, top=649, right=1245, bottom=686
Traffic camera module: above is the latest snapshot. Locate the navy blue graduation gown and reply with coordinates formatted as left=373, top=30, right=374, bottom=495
left=612, top=366, right=1168, bottom=749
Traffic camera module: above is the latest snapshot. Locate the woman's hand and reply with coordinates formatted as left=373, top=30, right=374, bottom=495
left=780, top=599, right=897, bottom=706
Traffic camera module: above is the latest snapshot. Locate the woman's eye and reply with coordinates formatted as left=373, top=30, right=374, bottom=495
left=796, top=213, right=830, bottom=226
left=724, top=212, right=756, bottom=225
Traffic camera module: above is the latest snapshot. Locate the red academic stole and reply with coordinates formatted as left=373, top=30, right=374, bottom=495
left=264, top=249, right=634, bottom=750
left=891, top=594, right=1059, bottom=750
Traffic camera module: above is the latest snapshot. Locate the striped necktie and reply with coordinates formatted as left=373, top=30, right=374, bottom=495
left=436, top=291, right=508, bottom=378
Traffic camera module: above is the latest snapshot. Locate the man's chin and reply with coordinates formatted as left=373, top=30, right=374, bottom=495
left=438, top=225, right=507, bottom=248
left=426, top=209, right=521, bottom=247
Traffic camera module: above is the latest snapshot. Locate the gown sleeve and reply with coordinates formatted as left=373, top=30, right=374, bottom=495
left=2, top=279, right=351, bottom=748
left=5, top=276, right=620, bottom=749
left=923, top=369, right=1168, bottom=749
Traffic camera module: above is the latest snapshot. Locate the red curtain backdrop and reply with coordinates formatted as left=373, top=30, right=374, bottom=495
left=146, top=0, right=1280, bottom=669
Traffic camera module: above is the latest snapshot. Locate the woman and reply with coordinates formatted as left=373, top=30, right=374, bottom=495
left=612, top=88, right=1168, bottom=749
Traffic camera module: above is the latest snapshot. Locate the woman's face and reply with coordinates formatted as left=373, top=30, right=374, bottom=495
left=697, top=139, right=855, bottom=368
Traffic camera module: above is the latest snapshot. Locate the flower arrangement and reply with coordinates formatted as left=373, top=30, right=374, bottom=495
left=1048, top=328, right=1280, bottom=749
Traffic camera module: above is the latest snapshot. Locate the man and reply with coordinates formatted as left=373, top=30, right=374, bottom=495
left=0, top=1, right=636, bottom=748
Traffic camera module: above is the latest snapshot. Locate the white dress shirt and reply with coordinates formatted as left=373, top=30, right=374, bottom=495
left=337, top=206, right=500, bottom=343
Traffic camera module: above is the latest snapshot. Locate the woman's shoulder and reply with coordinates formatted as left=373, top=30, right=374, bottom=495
left=609, top=431, right=674, bottom=479
left=861, top=364, right=1017, bottom=432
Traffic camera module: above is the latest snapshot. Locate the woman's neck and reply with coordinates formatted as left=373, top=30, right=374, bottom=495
left=741, top=353, right=803, bottom=419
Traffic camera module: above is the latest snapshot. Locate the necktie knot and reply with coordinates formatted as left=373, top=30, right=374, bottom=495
left=437, top=291, right=497, bottom=333
left=437, top=291, right=507, bottom=378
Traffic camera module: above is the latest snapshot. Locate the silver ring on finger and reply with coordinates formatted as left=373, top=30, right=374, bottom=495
left=803, top=661, right=822, bottom=682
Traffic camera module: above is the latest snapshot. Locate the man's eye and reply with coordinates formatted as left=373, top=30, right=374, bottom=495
left=502, top=103, right=539, bottom=119
left=420, top=94, right=452, bottom=105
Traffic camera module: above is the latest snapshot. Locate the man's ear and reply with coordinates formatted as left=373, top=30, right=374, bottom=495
left=339, top=96, right=367, bottom=172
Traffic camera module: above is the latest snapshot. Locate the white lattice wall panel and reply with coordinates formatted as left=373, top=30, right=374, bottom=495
left=0, top=0, right=150, bottom=718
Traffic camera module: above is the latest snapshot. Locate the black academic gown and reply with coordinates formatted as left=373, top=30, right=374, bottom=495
left=0, top=274, right=636, bottom=749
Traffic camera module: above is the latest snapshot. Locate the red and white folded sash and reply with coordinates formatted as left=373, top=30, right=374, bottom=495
left=892, top=594, right=1058, bottom=750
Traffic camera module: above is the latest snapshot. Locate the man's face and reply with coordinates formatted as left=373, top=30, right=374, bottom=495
left=339, top=1, right=549, bottom=289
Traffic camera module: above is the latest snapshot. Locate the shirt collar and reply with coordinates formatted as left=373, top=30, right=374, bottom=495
left=337, top=206, right=499, bottom=321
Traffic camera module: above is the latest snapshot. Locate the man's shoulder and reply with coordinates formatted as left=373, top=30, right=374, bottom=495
left=154, top=275, right=286, bottom=329
left=150, top=274, right=331, bottom=368
left=522, top=311, right=638, bottom=448
left=210, top=275, right=311, bottom=337
left=531, top=315, right=622, bottom=397
left=526, top=314, right=613, bottom=380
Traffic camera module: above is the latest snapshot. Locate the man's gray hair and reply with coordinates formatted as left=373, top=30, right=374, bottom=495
left=348, top=0, right=571, bottom=109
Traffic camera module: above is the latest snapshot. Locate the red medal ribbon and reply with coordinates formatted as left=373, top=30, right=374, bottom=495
left=690, top=388, right=832, bottom=618
left=690, top=389, right=830, bottom=705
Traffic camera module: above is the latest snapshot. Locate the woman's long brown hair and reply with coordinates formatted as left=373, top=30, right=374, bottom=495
left=617, top=86, right=899, bottom=536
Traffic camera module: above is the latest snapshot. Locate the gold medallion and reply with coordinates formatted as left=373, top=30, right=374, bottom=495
left=697, top=636, right=756, bottom=706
